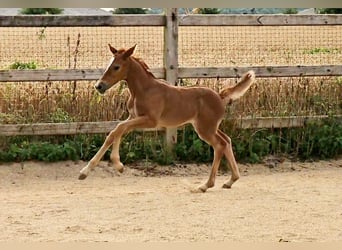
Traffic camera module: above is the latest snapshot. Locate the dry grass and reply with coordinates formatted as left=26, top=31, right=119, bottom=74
left=0, top=26, right=341, bottom=124
left=1, top=26, right=342, bottom=68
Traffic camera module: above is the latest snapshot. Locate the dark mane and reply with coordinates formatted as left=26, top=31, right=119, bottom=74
left=132, top=56, right=156, bottom=78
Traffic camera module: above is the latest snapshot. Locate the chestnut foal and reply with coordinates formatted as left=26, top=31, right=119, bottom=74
left=79, top=44, right=255, bottom=192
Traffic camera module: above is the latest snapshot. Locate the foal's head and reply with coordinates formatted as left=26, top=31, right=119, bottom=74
left=95, top=44, right=136, bottom=94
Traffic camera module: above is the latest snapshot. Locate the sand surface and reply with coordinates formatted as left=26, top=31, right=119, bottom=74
left=0, top=159, right=341, bottom=242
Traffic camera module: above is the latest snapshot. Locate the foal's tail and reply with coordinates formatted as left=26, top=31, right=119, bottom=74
left=219, top=70, right=255, bottom=105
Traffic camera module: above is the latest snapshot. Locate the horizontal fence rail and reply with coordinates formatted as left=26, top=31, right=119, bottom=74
left=0, top=15, right=165, bottom=27
left=178, top=14, right=342, bottom=26
left=0, top=68, right=165, bottom=82
left=1, top=65, right=342, bottom=82
left=1, top=14, right=342, bottom=27
left=178, top=65, right=342, bottom=78
left=1, top=115, right=341, bottom=136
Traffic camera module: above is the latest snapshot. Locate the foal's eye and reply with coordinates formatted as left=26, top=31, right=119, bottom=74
left=113, top=65, right=120, bottom=71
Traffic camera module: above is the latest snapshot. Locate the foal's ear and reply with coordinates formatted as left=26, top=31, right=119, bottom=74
left=123, top=44, right=137, bottom=59
left=108, top=44, right=118, bottom=54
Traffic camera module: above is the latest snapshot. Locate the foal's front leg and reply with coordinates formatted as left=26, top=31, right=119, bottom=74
left=111, top=97, right=135, bottom=173
left=79, top=116, right=156, bottom=180
left=78, top=127, right=120, bottom=180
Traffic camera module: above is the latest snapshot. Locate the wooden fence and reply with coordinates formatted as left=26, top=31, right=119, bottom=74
left=1, top=10, right=342, bottom=144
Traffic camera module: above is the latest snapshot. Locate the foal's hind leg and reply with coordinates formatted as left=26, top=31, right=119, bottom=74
left=217, top=130, right=240, bottom=188
left=192, top=126, right=226, bottom=193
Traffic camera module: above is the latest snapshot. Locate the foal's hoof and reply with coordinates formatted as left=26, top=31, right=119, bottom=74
left=222, top=183, right=232, bottom=189
left=114, top=162, right=124, bottom=173
left=78, top=173, right=88, bottom=180
left=191, top=184, right=208, bottom=193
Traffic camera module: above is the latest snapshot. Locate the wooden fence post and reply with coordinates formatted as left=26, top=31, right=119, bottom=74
left=164, top=8, right=179, bottom=150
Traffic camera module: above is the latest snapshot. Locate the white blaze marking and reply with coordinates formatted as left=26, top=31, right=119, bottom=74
left=104, top=57, right=115, bottom=72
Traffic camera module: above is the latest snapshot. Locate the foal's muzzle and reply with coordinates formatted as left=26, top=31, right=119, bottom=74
left=94, top=81, right=108, bottom=94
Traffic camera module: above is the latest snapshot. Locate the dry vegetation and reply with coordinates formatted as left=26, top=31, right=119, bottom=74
left=0, top=26, right=341, bottom=124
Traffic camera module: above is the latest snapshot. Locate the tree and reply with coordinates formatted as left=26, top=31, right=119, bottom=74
left=20, top=8, right=63, bottom=14
left=283, top=8, right=298, bottom=14
left=318, top=8, right=342, bottom=14
left=196, top=8, right=221, bottom=14
left=113, top=8, right=147, bottom=14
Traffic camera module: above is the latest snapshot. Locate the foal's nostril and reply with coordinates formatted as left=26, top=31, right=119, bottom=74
left=94, top=82, right=107, bottom=94
left=95, top=84, right=102, bottom=90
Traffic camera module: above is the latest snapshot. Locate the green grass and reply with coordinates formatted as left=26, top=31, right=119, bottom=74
left=304, top=48, right=340, bottom=55
left=9, top=61, right=38, bottom=70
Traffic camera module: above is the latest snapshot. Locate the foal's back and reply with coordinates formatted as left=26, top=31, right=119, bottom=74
left=154, top=80, right=225, bottom=127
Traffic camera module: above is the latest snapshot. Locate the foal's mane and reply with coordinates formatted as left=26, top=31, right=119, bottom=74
left=116, top=48, right=156, bottom=78
left=131, top=56, right=156, bottom=79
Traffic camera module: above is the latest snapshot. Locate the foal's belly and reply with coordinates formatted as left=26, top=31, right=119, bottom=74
left=157, top=100, right=198, bottom=127
left=157, top=116, right=195, bottom=128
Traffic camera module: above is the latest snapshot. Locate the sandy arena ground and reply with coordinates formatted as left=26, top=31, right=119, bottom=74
left=0, top=158, right=341, bottom=242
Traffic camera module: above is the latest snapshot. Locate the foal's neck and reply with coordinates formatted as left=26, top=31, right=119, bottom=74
left=126, top=58, right=155, bottom=96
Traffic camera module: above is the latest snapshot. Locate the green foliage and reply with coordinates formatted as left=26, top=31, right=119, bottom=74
left=197, top=8, right=221, bottom=14
left=0, top=141, right=78, bottom=162
left=113, top=8, right=147, bottom=14
left=48, top=108, right=74, bottom=123
left=0, top=118, right=341, bottom=164
left=231, top=118, right=342, bottom=162
left=296, top=119, right=342, bottom=159
left=283, top=8, right=298, bottom=14
left=0, top=135, right=109, bottom=162
left=177, top=8, right=287, bottom=14
left=318, top=8, right=342, bottom=14
left=175, top=125, right=212, bottom=162
left=304, top=48, right=340, bottom=55
left=20, top=8, right=63, bottom=15
left=220, top=8, right=301, bottom=14
left=119, top=131, right=174, bottom=165
left=9, top=61, right=37, bottom=70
